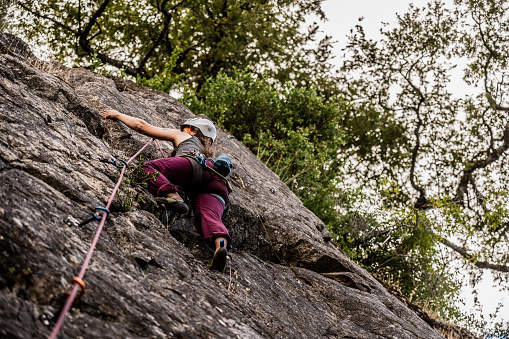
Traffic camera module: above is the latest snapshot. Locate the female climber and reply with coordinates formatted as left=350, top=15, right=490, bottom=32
left=100, top=109, right=232, bottom=272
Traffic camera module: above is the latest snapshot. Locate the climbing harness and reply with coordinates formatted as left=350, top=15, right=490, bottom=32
left=185, top=154, right=204, bottom=187
left=49, top=138, right=164, bottom=339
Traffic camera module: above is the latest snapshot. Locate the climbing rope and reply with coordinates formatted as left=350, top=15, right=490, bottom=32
left=49, top=138, right=164, bottom=339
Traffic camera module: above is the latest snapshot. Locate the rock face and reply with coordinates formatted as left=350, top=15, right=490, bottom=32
left=0, top=32, right=447, bottom=338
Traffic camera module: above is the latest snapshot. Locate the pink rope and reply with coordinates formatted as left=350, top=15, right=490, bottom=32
left=50, top=138, right=156, bottom=339
left=127, top=138, right=156, bottom=164
left=154, top=139, right=165, bottom=158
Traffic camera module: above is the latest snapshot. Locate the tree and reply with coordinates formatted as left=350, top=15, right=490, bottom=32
left=338, top=0, right=509, bottom=330
left=11, top=0, right=331, bottom=89
left=182, top=69, right=346, bottom=226
left=0, top=0, right=15, bottom=30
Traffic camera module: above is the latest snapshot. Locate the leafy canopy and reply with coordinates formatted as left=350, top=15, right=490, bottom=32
left=338, top=0, right=509, bottom=331
left=12, top=0, right=329, bottom=88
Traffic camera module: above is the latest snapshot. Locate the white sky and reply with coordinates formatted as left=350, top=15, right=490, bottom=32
left=316, top=0, right=509, bottom=331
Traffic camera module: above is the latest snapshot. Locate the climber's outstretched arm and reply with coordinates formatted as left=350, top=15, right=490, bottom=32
left=100, top=109, right=190, bottom=145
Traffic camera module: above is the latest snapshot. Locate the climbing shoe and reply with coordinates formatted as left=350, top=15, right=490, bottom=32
left=210, top=240, right=228, bottom=272
left=155, top=196, right=189, bottom=214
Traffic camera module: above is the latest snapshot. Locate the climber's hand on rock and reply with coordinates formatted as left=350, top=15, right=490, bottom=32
left=100, top=109, right=119, bottom=120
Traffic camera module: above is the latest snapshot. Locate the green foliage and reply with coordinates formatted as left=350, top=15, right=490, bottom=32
left=5, top=266, right=33, bottom=285
left=182, top=68, right=346, bottom=228
left=136, top=47, right=184, bottom=93
left=11, top=0, right=330, bottom=88
left=329, top=186, right=464, bottom=320
left=116, top=156, right=159, bottom=212
left=339, top=0, right=509, bottom=333
left=0, top=0, right=15, bottom=30
left=87, top=51, right=111, bottom=75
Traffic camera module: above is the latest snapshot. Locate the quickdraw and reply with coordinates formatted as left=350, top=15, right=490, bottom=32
left=100, top=158, right=129, bottom=169
left=77, top=207, right=111, bottom=227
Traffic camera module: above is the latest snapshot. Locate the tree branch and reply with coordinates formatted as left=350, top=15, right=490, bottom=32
left=494, top=104, right=509, bottom=112
left=472, top=12, right=499, bottom=59
left=454, top=127, right=509, bottom=205
left=74, top=0, right=140, bottom=77
left=454, top=12, right=509, bottom=205
left=80, top=0, right=110, bottom=40
left=440, top=238, right=509, bottom=272
left=137, top=23, right=170, bottom=76
left=136, top=0, right=181, bottom=76
left=17, top=2, right=77, bottom=34
left=400, top=66, right=428, bottom=209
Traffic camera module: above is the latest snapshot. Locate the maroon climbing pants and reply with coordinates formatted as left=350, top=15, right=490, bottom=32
left=142, top=157, right=231, bottom=247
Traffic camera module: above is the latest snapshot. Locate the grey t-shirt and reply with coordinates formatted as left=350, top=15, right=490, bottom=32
left=175, top=136, right=206, bottom=158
